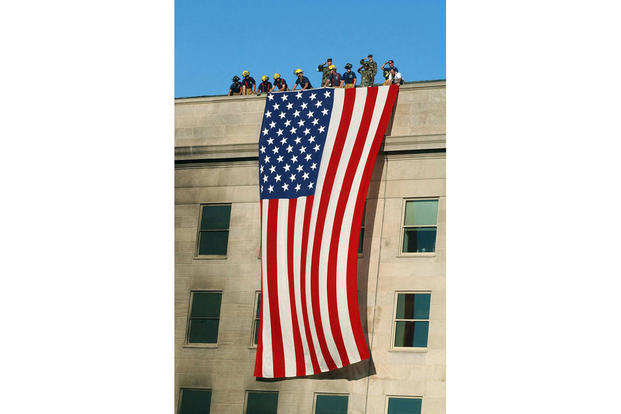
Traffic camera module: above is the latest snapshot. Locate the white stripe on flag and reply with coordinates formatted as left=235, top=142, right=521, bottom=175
left=260, top=199, right=273, bottom=378
left=276, top=199, right=296, bottom=377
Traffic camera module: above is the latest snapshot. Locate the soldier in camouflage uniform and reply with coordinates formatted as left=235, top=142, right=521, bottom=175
left=317, top=58, right=333, bottom=87
left=357, top=59, right=372, bottom=87
left=366, top=54, right=377, bottom=85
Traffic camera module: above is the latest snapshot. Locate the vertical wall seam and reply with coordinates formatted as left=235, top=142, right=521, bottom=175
left=364, top=154, right=388, bottom=414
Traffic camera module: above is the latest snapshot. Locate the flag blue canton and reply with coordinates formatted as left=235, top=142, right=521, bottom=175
left=258, top=88, right=334, bottom=200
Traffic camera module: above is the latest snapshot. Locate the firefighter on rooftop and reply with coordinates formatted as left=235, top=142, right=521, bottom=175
left=317, top=58, right=333, bottom=87
left=241, top=70, right=256, bottom=95
left=228, top=75, right=242, bottom=96
left=291, top=69, right=312, bottom=90
left=324, top=65, right=343, bottom=88
left=272, top=73, right=288, bottom=91
left=256, top=75, right=272, bottom=96
left=342, top=63, right=356, bottom=88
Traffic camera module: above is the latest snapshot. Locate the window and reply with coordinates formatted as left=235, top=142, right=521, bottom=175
left=251, top=291, right=261, bottom=346
left=315, top=394, right=349, bottom=414
left=393, top=293, right=431, bottom=349
left=178, top=388, right=212, bottom=414
left=197, top=204, right=231, bottom=256
left=187, top=291, right=222, bottom=344
left=245, top=391, right=278, bottom=414
left=402, top=199, right=438, bottom=253
left=386, top=396, right=422, bottom=414
left=358, top=202, right=367, bottom=254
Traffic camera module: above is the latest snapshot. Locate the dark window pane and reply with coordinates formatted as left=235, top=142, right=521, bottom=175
left=198, top=231, right=229, bottom=255
left=246, top=392, right=278, bottom=414
left=254, top=319, right=259, bottom=345
left=256, top=293, right=261, bottom=318
left=394, top=321, right=429, bottom=347
left=200, top=205, right=231, bottom=230
left=402, top=228, right=436, bottom=253
left=358, top=227, right=364, bottom=253
left=188, top=319, right=220, bottom=343
left=180, top=389, right=212, bottom=414
left=191, top=292, right=222, bottom=318
left=413, top=294, right=430, bottom=319
left=315, top=395, right=348, bottom=414
left=387, top=397, right=422, bottom=414
left=396, top=294, right=415, bottom=319
left=404, top=200, right=438, bottom=226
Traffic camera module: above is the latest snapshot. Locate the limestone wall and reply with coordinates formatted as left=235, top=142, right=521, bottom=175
left=175, top=81, right=446, bottom=414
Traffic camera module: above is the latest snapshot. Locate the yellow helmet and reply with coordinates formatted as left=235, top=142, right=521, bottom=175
left=294, top=68, right=303, bottom=75
left=273, top=73, right=280, bottom=79
left=328, top=64, right=336, bottom=70
left=242, top=70, right=249, bottom=77
left=261, top=75, right=269, bottom=81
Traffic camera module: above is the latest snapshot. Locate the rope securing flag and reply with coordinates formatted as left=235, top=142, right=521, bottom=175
left=255, top=85, right=399, bottom=378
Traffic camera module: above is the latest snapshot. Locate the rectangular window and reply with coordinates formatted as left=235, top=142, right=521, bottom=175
left=197, top=204, right=231, bottom=256
left=245, top=391, right=278, bottom=414
left=402, top=199, right=438, bottom=253
left=315, top=394, right=349, bottom=414
left=393, top=293, right=431, bottom=349
left=251, top=291, right=261, bottom=346
left=179, top=388, right=212, bottom=414
left=386, top=396, right=422, bottom=414
left=187, top=291, right=222, bottom=344
left=358, top=202, right=367, bottom=254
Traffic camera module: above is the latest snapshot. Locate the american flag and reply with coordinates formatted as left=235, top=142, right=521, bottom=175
left=255, top=85, right=399, bottom=378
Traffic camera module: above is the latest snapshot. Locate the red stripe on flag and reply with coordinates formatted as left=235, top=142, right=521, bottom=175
left=299, top=196, right=320, bottom=374
left=347, top=84, right=400, bottom=359
left=267, top=200, right=285, bottom=378
left=328, top=86, right=379, bottom=363
left=311, top=87, right=357, bottom=368
left=287, top=199, right=306, bottom=376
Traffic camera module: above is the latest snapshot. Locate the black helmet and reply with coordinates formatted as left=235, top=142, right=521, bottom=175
left=344, top=63, right=352, bottom=69
left=232, top=75, right=240, bottom=82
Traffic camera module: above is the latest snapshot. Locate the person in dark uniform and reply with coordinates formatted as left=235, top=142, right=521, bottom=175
left=257, top=75, right=272, bottom=95
left=272, top=73, right=288, bottom=91
left=342, top=63, right=357, bottom=88
left=292, top=69, right=312, bottom=90
left=325, top=65, right=343, bottom=88
left=228, top=75, right=242, bottom=96
left=241, top=70, right=256, bottom=95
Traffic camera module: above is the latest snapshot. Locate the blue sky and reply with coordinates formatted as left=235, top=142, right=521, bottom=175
left=175, top=0, right=445, bottom=98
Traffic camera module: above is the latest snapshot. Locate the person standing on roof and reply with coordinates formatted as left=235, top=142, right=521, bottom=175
left=257, top=75, right=272, bottom=95
left=228, top=75, right=243, bottom=96
left=292, top=69, right=313, bottom=90
left=366, top=54, right=377, bottom=85
left=383, top=67, right=403, bottom=85
left=241, top=70, right=256, bottom=95
left=317, top=58, right=333, bottom=88
left=272, top=73, right=288, bottom=92
left=342, top=63, right=357, bottom=88
left=380, top=59, right=398, bottom=75
left=358, top=59, right=373, bottom=87
left=324, top=65, right=343, bottom=88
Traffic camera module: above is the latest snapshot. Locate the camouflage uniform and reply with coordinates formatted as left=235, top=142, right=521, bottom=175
left=367, top=60, right=377, bottom=84
left=317, top=63, right=331, bottom=86
left=357, top=59, right=374, bottom=87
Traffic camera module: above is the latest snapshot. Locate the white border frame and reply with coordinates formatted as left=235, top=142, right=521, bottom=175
left=390, top=290, right=432, bottom=352
left=398, top=197, right=439, bottom=257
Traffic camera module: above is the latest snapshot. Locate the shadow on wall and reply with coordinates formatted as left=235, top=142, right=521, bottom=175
left=256, top=98, right=397, bottom=382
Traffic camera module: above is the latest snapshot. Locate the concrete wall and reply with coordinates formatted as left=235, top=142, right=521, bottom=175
left=175, top=81, right=446, bottom=414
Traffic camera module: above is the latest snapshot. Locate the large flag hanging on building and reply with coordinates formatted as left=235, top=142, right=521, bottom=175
left=255, top=85, right=399, bottom=378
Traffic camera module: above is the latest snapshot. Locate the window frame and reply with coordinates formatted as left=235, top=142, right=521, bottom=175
left=312, top=392, right=349, bottom=414
left=250, top=290, right=261, bottom=348
left=243, top=390, right=279, bottom=414
left=399, top=197, right=439, bottom=257
left=195, top=203, right=231, bottom=260
left=384, top=395, right=423, bottom=414
left=184, top=290, right=222, bottom=348
left=177, top=387, right=213, bottom=414
left=390, top=291, right=432, bottom=352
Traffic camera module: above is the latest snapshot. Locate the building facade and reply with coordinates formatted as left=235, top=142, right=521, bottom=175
left=175, top=80, right=446, bottom=414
